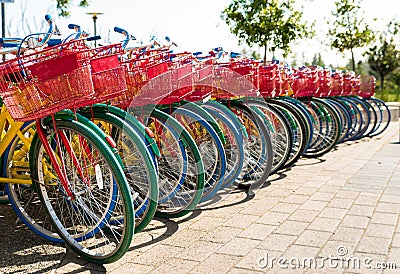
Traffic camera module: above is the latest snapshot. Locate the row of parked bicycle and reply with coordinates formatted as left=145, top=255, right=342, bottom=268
left=0, top=15, right=391, bottom=264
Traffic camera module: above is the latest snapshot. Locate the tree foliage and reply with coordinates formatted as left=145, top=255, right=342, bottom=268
left=311, top=53, right=325, bottom=66
left=56, top=0, right=89, bottom=17
left=364, top=19, right=400, bottom=91
left=221, top=0, right=314, bottom=62
left=328, top=0, right=374, bottom=72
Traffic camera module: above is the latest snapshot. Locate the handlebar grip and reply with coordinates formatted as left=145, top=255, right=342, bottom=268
left=68, top=24, right=80, bottom=30
left=87, top=35, right=101, bottom=41
left=47, top=38, right=62, bottom=46
left=0, top=42, right=19, bottom=48
left=230, top=52, right=240, bottom=58
left=114, top=27, right=127, bottom=35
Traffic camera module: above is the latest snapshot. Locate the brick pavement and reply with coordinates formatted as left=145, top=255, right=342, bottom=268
left=51, top=122, right=400, bottom=273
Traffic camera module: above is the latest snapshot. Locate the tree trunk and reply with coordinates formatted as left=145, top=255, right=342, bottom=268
left=350, top=48, right=356, bottom=72
left=263, top=44, right=267, bottom=65
left=379, top=72, right=384, bottom=93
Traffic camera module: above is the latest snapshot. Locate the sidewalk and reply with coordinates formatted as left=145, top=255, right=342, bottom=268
left=1, top=122, right=399, bottom=274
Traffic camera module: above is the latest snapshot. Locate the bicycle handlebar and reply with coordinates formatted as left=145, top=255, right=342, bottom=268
left=113, top=26, right=136, bottom=49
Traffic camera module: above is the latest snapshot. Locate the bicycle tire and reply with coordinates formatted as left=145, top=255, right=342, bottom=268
left=78, top=110, right=158, bottom=233
left=30, top=119, right=134, bottom=264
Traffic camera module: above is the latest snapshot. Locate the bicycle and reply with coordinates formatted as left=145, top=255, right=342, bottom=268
left=0, top=15, right=135, bottom=264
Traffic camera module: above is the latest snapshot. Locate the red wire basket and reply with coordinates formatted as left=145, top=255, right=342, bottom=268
left=186, top=62, right=213, bottom=102
left=80, top=43, right=127, bottom=105
left=158, top=54, right=194, bottom=105
left=255, top=62, right=280, bottom=98
left=114, top=49, right=172, bottom=107
left=212, top=61, right=258, bottom=99
left=291, top=67, right=319, bottom=98
left=359, top=75, right=375, bottom=98
left=315, top=68, right=331, bottom=98
left=0, top=40, right=95, bottom=121
left=329, top=71, right=343, bottom=96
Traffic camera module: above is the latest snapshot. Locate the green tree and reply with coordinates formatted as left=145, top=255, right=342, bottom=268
left=221, top=0, right=314, bottom=64
left=311, top=53, right=325, bottom=66
left=56, top=0, right=89, bottom=17
left=328, top=0, right=374, bottom=72
left=364, top=19, right=400, bottom=92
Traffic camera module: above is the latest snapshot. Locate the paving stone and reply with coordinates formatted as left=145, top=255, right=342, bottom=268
left=150, top=258, right=199, bottom=274
left=256, top=211, right=290, bottom=226
left=222, top=213, right=259, bottom=229
left=187, top=216, right=225, bottom=231
left=295, top=230, right=332, bottom=248
left=201, top=227, right=243, bottom=244
left=386, top=247, right=400, bottom=263
left=288, top=209, right=319, bottom=222
left=282, top=245, right=320, bottom=266
left=356, top=237, right=391, bottom=255
left=238, top=223, right=276, bottom=240
left=331, top=226, right=364, bottom=243
left=216, top=238, right=260, bottom=256
left=239, top=200, right=277, bottom=216
left=293, top=186, right=318, bottom=196
left=309, top=191, right=336, bottom=202
left=113, top=263, right=154, bottom=274
left=341, top=215, right=371, bottom=229
left=379, top=195, right=400, bottom=204
left=370, top=212, right=398, bottom=226
left=348, top=205, right=375, bottom=217
left=269, top=202, right=301, bottom=214
left=318, top=207, right=348, bottom=219
left=257, top=233, right=298, bottom=252
left=351, top=252, right=387, bottom=274
left=318, top=185, right=342, bottom=194
left=327, top=198, right=355, bottom=209
left=176, top=241, right=223, bottom=262
left=228, top=267, right=264, bottom=273
left=354, top=195, right=380, bottom=206
left=308, top=217, right=341, bottom=232
left=335, top=190, right=360, bottom=199
left=188, top=253, right=240, bottom=274
left=375, top=202, right=400, bottom=214
left=299, top=200, right=328, bottom=211
left=365, top=224, right=395, bottom=238
left=318, top=241, right=357, bottom=259
left=236, top=249, right=281, bottom=271
left=304, top=180, right=326, bottom=188
left=274, top=220, right=309, bottom=236
left=390, top=233, right=400, bottom=247
left=160, top=229, right=207, bottom=248
left=134, top=244, right=185, bottom=267
left=282, top=194, right=311, bottom=205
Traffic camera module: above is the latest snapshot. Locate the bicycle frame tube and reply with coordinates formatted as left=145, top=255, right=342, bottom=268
left=35, top=120, right=75, bottom=199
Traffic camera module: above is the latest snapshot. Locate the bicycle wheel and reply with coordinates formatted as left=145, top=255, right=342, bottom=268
left=301, top=98, right=341, bottom=157
left=222, top=99, right=273, bottom=189
left=247, top=99, right=292, bottom=173
left=202, top=101, right=245, bottom=188
left=333, top=97, right=362, bottom=141
left=30, top=118, right=134, bottom=264
left=4, top=121, right=63, bottom=242
left=265, top=99, right=308, bottom=168
left=78, top=109, right=158, bottom=233
left=166, top=106, right=226, bottom=202
left=132, top=108, right=205, bottom=218
left=366, top=97, right=391, bottom=137
left=324, top=98, right=351, bottom=143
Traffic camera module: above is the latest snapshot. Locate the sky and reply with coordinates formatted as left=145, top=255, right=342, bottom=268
left=2, top=0, right=400, bottom=67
